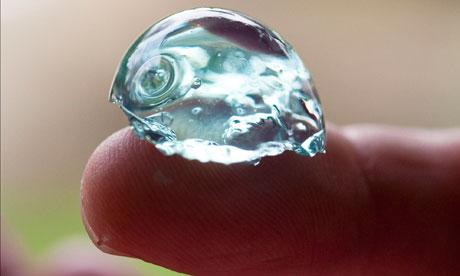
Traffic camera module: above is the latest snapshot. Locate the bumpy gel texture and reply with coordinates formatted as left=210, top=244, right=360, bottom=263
left=110, top=8, right=325, bottom=164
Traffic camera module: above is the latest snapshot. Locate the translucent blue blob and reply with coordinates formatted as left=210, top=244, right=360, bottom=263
left=110, top=8, right=326, bottom=164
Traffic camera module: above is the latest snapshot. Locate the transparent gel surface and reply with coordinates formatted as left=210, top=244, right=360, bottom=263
left=110, top=8, right=325, bottom=164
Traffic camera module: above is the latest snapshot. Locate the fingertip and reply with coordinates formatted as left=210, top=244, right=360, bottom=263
left=81, top=125, right=372, bottom=274
left=81, top=124, right=460, bottom=274
left=81, top=127, right=149, bottom=257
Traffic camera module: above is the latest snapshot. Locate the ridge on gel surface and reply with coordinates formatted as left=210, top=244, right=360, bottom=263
left=110, top=7, right=326, bottom=164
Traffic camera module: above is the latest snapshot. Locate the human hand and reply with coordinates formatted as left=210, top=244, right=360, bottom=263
left=81, top=124, right=460, bottom=275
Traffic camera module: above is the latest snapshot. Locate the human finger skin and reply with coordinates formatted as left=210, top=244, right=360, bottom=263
left=342, top=125, right=460, bottom=275
left=81, top=125, right=460, bottom=275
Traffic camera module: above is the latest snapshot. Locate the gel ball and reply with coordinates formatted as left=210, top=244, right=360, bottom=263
left=110, top=7, right=325, bottom=164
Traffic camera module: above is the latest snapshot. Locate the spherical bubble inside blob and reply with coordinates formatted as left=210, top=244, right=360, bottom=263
left=110, top=7, right=326, bottom=164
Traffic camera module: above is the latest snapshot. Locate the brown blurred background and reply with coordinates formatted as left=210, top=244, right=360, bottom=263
left=2, top=0, right=459, bottom=275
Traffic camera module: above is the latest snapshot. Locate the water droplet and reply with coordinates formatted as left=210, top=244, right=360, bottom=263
left=236, top=107, right=245, bottom=115
left=191, top=107, right=202, bottom=115
left=249, top=158, right=261, bottom=166
left=110, top=8, right=325, bottom=164
left=191, top=78, right=201, bottom=89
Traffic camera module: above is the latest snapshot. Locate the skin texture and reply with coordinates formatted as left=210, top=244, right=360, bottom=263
left=81, top=124, right=460, bottom=275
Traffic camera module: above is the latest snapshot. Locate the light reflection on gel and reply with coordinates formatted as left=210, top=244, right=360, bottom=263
left=110, top=7, right=325, bottom=164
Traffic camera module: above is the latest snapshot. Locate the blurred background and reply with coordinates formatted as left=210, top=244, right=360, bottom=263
left=2, top=0, right=459, bottom=275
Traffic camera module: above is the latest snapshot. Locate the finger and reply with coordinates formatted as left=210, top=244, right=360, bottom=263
left=81, top=125, right=460, bottom=275
left=82, top=126, right=371, bottom=275
left=343, top=125, right=460, bottom=275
